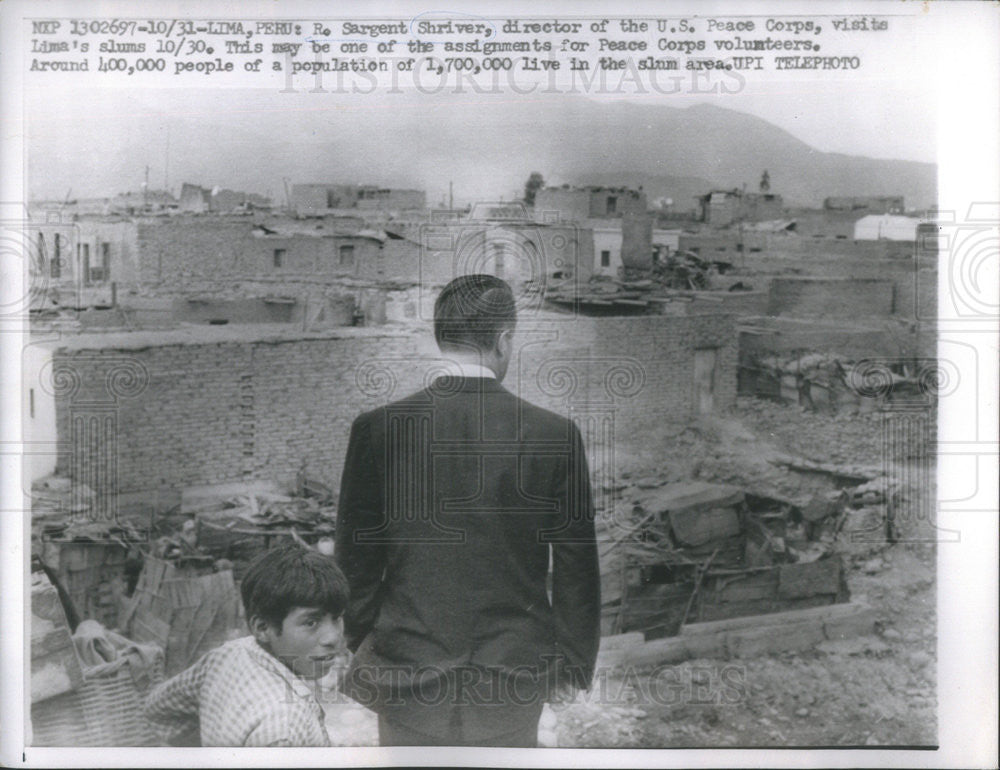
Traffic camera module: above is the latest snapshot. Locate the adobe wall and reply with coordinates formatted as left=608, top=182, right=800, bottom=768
left=132, top=218, right=382, bottom=290
left=766, top=277, right=896, bottom=319
left=46, top=313, right=738, bottom=497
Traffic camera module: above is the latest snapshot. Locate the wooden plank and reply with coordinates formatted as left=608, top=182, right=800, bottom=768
left=681, top=631, right=727, bottom=660
left=708, top=569, right=778, bottom=604
left=682, top=600, right=870, bottom=637
left=727, top=620, right=825, bottom=658
left=698, top=595, right=837, bottom=622
left=633, top=481, right=744, bottom=516
left=697, top=598, right=784, bottom=622
left=130, top=611, right=171, bottom=649
left=596, top=635, right=689, bottom=669
left=597, top=601, right=877, bottom=669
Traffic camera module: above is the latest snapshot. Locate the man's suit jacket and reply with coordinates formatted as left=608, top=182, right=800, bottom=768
left=335, top=375, right=600, bottom=739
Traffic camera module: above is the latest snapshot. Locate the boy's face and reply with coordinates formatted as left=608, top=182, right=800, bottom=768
left=254, top=607, right=344, bottom=680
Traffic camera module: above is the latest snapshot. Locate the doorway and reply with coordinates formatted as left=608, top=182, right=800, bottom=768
left=693, top=348, right=718, bottom=413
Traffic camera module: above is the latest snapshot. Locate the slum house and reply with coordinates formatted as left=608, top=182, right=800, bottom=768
left=28, top=217, right=138, bottom=310
left=785, top=207, right=880, bottom=240
left=30, top=198, right=114, bottom=218
left=695, top=189, right=784, bottom=228
left=533, top=185, right=652, bottom=277
left=31, top=210, right=595, bottom=327
left=652, top=228, right=681, bottom=263
left=737, top=274, right=936, bottom=410
left=852, top=214, right=927, bottom=242
left=26, top=215, right=415, bottom=328
left=178, top=183, right=272, bottom=214
left=823, top=195, right=905, bottom=215
left=386, top=202, right=597, bottom=289
left=290, top=184, right=426, bottom=216
left=534, top=185, right=649, bottom=221
left=677, top=228, right=917, bottom=262
left=93, top=215, right=390, bottom=290
left=107, top=190, right=177, bottom=216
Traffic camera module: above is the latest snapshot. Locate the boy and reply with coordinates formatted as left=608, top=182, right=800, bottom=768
left=144, top=545, right=348, bottom=746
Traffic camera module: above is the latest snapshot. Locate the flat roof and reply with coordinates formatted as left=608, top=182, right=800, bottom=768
left=32, top=322, right=424, bottom=352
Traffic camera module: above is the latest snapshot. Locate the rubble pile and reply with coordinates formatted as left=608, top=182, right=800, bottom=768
left=545, top=251, right=742, bottom=312
left=596, top=478, right=865, bottom=640
left=191, top=488, right=337, bottom=575
left=735, top=396, right=890, bottom=466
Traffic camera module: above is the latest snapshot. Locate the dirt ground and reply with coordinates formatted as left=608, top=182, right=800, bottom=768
left=322, top=396, right=938, bottom=748
left=551, top=543, right=935, bottom=748
left=556, top=396, right=938, bottom=748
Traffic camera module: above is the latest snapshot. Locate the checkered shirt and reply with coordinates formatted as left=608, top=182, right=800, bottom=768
left=143, top=635, right=331, bottom=747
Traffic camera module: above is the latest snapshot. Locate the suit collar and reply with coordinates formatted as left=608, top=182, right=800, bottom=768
left=437, top=361, right=497, bottom=380
left=430, top=375, right=507, bottom=393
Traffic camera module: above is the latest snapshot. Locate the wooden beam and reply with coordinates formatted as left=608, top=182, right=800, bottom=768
left=595, top=601, right=877, bottom=669
left=681, top=599, right=871, bottom=637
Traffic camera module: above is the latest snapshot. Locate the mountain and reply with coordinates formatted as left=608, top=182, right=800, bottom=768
left=29, top=92, right=936, bottom=209
left=548, top=102, right=935, bottom=210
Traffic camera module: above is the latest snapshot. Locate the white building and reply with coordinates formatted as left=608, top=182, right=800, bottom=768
left=652, top=228, right=681, bottom=259
left=853, top=214, right=922, bottom=241
left=592, top=225, right=624, bottom=276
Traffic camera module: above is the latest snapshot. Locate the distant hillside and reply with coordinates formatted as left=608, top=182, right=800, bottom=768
left=551, top=102, right=935, bottom=210
left=30, top=92, right=936, bottom=209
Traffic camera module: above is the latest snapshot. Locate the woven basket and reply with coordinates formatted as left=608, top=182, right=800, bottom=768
left=76, top=653, right=165, bottom=746
left=31, top=645, right=165, bottom=746
left=30, top=691, right=98, bottom=747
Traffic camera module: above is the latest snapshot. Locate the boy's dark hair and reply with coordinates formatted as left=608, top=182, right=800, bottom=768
left=434, top=274, right=516, bottom=354
left=240, top=544, right=349, bottom=631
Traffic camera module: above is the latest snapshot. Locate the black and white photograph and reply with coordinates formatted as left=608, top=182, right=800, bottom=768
left=1, top=0, right=997, bottom=766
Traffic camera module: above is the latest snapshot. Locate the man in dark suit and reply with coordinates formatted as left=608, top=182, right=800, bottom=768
left=335, top=274, right=600, bottom=747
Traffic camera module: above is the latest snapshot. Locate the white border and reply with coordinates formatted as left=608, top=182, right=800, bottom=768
left=2, top=1, right=997, bottom=767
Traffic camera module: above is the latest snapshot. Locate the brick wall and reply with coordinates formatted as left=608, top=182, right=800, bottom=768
left=363, top=223, right=593, bottom=286
left=513, top=314, right=738, bottom=449
left=688, top=291, right=769, bottom=317
left=620, top=213, right=653, bottom=269
left=51, top=328, right=433, bottom=497
left=535, top=188, right=647, bottom=221
left=133, top=218, right=384, bottom=291
left=679, top=232, right=915, bottom=262
left=535, top=189, right=591, bottom=222
left=49, top=313, right=737, bottom=498
left=738, top=320, right=911, bottom=361
left=767, top=277, right=896, bottom=319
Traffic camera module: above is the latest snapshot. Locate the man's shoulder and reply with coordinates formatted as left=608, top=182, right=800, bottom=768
left=350, top=384, right=580, bottom=439
left=509, top=394, right=579, bottom=435
left=349, top=388, right=432, bottom=431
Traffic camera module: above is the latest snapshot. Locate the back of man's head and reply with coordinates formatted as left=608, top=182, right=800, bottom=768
left=434, top=274, right=516, bottom=354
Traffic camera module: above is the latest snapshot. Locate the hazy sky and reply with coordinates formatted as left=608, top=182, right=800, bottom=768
left=26, top=84, right=936, bottom=205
